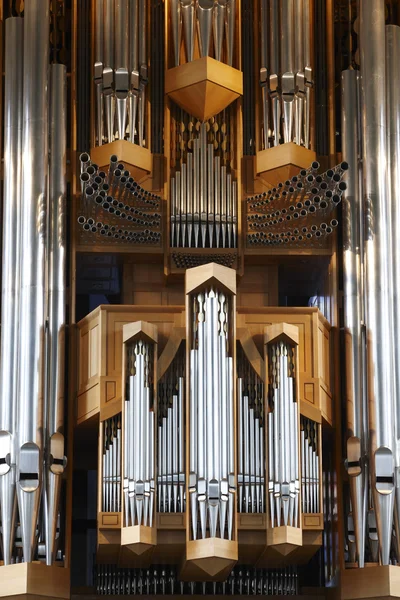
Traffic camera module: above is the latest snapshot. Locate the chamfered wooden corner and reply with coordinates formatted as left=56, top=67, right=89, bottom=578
left=341, top=565, right=400, bottom=599
left=122, top=321, right=158, bottom=345
left=266, top=525, right=303, bottom=556
left=180, top=538, right=238, bottom=581
left=165, top=57, right=243, bottom=122
left=90, top=140, right=152, bottom=182
left=185, top=262, right=237, bottom=297
left=0, top=562, right=70, bottom=599
left=120, top=525, right=157, bottom=565
left=264, top=322, right=300, bottom=347
left=256, top=143, right=317, bottom=187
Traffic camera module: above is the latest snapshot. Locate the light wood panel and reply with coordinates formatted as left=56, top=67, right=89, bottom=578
left=0, top=563, right=70, bottom=599
left=90, top=141, right=152, bottom=183
left=256, top=143, right=317, bottom=187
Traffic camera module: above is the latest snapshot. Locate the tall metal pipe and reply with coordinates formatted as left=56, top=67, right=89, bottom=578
left=342, top=68, right=367, bottom=567
left=18, top=0, right=49, bottom=562
left=360, top=0, right=394, bottom=565
left=386, top=24, right=400, bottom=561
left=0, top=16, right=24, bottom=565
left=44, top=64, right=67, bottom=566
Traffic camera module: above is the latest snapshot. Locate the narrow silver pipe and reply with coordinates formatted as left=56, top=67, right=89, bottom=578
left=181, top=163, right=187, bottom=246
left=260, top=0, right=269, bottom=149
left=213, top=0, right=227, bottom=62
left=187, top=152, right=193, bottom=247
left=360, top=0, right=394, bottom=565
left=303, top=0, right=312, bottom=149
left=129, top=0, right=139, bottom=142
left=293, top=0, right=305, bottom=146
left=103, top=0, right=115, bottom=142
left=0, top=16, right=23, bottom=565
left=341, top=68, right=367, bottom=568
left=197, top=0, right=214, bottom=58
left=94, top=0, right=104, bottom=145
left=115, top=0, right=129, bottom=140
left=269, top=0, right=280, bottom=146
left=17, top=0, right=49, bottom=563
left=44, top=64, right=67, bottom=566
left=207, top=144, right=214, bottom=246
left=225, top=0, right=236, bottom=67
left=280, top=0, right=295, bottom=143
left=181, top=0, right=195, bottom=63
left=386, top=25, right=400, bottom=563
left=171, top=0, right=182, bottom=67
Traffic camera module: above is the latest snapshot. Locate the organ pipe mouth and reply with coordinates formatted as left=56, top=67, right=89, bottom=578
left=85, top=186, right=94, bottom=197
left=340, top=161, right=349, bottom=171
left=311, top=161, right=320, bottom=170
left=339, top=181, right=347, bottom=191
left=77, top=216, right=86, bottom=224
left=330, top=219, right=339, bottom=227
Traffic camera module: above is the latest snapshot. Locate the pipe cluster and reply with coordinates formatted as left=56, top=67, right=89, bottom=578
left=94, top=0, right=148, bottom=146
left=102, top=415, right=122, bottom=513
left=171, top=122, right=237, bottom=249
left=267, top=340, right=300, bottom=528
left=170, top=0, right=236, bottom=68
left=189, top=288, right=235, bottom=540
left=246, top=161, right=346, bottom=247
left=157, top=347, right=186, bottom=513
left=300, top=417, right=320, bottom=514
left=259, top=0, right=313, bottom=149
left=96, top=564, right=299, bottom=595
left=78, top=153, right=162, bottom=246
left=123, top=340, right=155, bottom=528
left=237, top=346, right=265, bottom=514
left=0, top=8, right=67, bottom=566
left=341, top=4, right=400, bottom=568
left=172, top=252, right=237, bottom=270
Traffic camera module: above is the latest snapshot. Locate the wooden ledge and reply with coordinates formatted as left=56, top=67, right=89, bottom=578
left=90, top=141, right=152, bottom=183
left=180, top=538, right=238, bottom=581
left=341, top=565, right=400, bottom=599
left=166, top=57, right=243, bottom=121
left=256, top=143, right=317, bottom=187
left=0, top=562, right=70, bottom=599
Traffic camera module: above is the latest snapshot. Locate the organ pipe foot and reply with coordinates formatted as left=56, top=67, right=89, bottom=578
left=0, top=471, right=17, bottom=566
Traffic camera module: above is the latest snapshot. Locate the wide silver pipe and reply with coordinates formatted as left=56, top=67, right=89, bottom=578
left=213, top=0, right=226, bottom=62
left=386, top=25, right=400, bottom=562
left=171, top=0, right=182, bottom=67
left=0, top=16, right=23, bottom=565
left=342, top=68, right=367, bottom=568
left=360, top=0, right=394, bottom=565
left=18, top=0, right=49, bottom=562
left=182, top=0, right=196, bottom=63
left=44, top=64, right=67, bottom=566
left=197, top=0, right=214, bottom=58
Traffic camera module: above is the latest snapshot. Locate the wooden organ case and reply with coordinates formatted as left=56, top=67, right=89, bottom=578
left=0, top=1, right=398, bottom=600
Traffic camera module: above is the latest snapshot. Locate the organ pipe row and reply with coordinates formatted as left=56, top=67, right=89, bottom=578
left=266, top=338, right=300, bottom=528
left=102, top=416, right=122, bottom=513
left=188, top=286, right=235, bottom=540
left=300, top=417, right=320, bottom=515
left=123, top=339, right=155, bottom=528
left=96, top=564, right=299, bottom=596
left=170, top=123, right=237, bottom=249
left=246, top=161, right=346, bottom=247
left=94, top=0, right=148, bottom=146
left=237, top=346, right=265, bottom=514
left=341, top=3, right=400, bottom=568
left=170, top=0, right=236, bottom=68
left=78, top=153, right=162, bottom=246
left=157, top=347, right=186, bottom=513
left=259, top=0, right=313, bottom=149
left=0, top=8, right=67, bottom=566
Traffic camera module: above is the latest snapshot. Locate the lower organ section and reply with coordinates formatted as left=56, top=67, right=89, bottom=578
left=77, top=263, right=332, bottom=580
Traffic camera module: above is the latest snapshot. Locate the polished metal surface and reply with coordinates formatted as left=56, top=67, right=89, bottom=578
left=0, top=16, right=24, bottom=566
left=17, top=0, right=49, bottom=562
left=360, top=0, right=394, bottom=565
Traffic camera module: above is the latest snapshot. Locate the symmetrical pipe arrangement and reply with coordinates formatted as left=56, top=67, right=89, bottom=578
left=94, top=0, right=148, bottom=146
left=188, top=288, right=235, bottom=540
left=170, top=0, right=236, bottom=67
left=341, top=4, right=400, bottom=568
left=266, top=340, right=300, bottom=528
left=157, top=347, right=186, bottom=513
left=246, top=161, right=347, bottom=247
left=237, top=345, right=265, bottom=514
left=96, top=564, right=299, bottom=595
left=0, top=7, right=67, bottom=566
left=259, top=0, right=313, bottom=149
left=123, top=340, right=155, bottom=527
left=171, top=123, right=237, bottom=248
left=102, top=415, right=122, bottom=513
left=78, top=153, right=162, bottom=246
left=300, top=417, right=320, bottom=514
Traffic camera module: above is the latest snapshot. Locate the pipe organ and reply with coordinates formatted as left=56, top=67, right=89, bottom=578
left=1, top=0, right=400, bottom=599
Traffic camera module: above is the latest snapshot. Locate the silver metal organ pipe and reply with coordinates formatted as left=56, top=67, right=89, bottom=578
left=170, top=0, right=182, bottom=67
left=386, top=24, right=400, bottom=561
left=115, top=0, right=129, bottom=141
left=280, top=0, right=295, bottom=143
left=0, top=16, right=23, bottom=566
left=341, top=68, right=367, bottom=568
left=225, top=0, right=236, bottom=67
left=45, top=63, right=67, bottom=566
left=360, top=0, right=394, bottom=566
left=103, top=0, right=115, bottom=143
left=18, top=0, right=49, bottom=562
left=95, top=0, right=104, bottom=145
left=213, top=0, right=227, bottom=63
left=197, top=0, right=214, bottom=58
left=182, top=0, right=195, bottom=63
